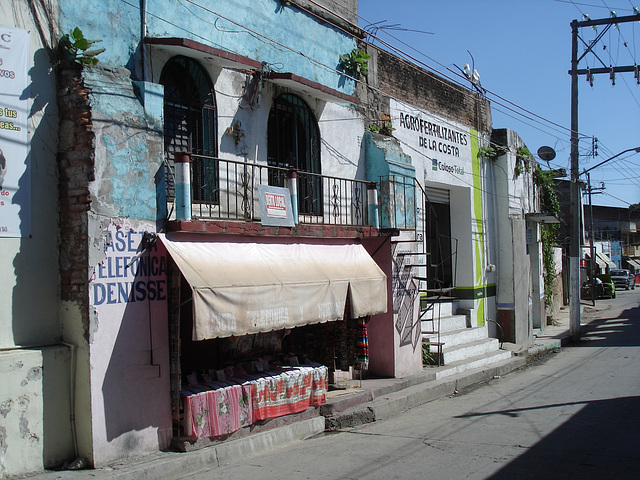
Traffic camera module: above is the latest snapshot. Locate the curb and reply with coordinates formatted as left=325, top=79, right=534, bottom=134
left=25, top=337, right=571, bottom=480
left=26, top=417, right=326, bottom=480
left=324, top=355, right=526, bottom=431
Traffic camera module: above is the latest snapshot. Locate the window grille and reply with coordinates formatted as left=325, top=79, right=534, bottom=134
left=267, top=94, right=322, bottom=216
left=160, top=56, right=218, bottom=203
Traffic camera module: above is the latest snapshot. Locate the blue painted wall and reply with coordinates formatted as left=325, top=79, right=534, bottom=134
left=365, top=132, right=417, bottom=229
left=82, top=70, right=164, bottom=222
left=59, top=0, right=356, bottom=95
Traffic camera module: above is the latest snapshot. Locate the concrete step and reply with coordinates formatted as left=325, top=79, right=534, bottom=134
left=423, top=325, right=489, bottom=347
left=432, top=349, right=514, bottom=380
left=421, top=314, right=467, bottom=333
left=441, top=337, right=501, bottom=364
left=419, top=301, right=459, bottom=319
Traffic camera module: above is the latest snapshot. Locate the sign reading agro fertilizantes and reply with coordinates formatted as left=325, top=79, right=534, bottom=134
left=0, top=25, right=30, bottom=237
left=390, top=99, right=472, bottom=188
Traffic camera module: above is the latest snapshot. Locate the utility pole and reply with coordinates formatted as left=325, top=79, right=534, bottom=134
left=569, top=19, right=580, bottom=339
left=568, top=11, right=640, bottom=340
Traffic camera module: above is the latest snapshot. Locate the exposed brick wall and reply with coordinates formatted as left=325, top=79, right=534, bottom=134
left=360, top=44, right=492, bottom=134
left=56, top=65, right=94, bottom=305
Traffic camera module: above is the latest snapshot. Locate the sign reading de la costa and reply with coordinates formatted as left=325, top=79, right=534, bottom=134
left=391, top=99, right=472, bottom=187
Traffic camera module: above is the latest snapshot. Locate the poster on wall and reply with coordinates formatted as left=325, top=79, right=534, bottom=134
left=0, top=25, right=31, bottom=237
left=390, top=99, right=472, bottom=188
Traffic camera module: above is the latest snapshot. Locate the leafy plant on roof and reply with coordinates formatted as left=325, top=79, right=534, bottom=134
left=339, top=48, right=370, bottom=79
left=515, top=146, right=533, bottom=175
left=366, top=121, right=394, bottom=136
left=59, top=27, right=105, bottom=66
left=477, top=145, right=499, bottom=162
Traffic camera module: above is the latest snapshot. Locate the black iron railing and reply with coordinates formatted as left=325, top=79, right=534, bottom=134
left=165, top=154, right=371, bottom=226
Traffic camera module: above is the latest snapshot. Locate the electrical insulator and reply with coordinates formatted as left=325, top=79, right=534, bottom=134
left=635, top=64, right=639, bottom=85
left=610, top=67, right=615, bottom=85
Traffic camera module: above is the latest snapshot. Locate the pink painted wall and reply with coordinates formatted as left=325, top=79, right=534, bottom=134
left=365, top=238, right=396, bottom=377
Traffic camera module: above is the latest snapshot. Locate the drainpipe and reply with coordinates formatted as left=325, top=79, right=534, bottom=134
left=174, top=152, right=191, bottom=221
left=59, top=342, right=79, bottom=461
left=140, top=0, right=147, bottom=81
left=367, top=182, right=379, bottom=228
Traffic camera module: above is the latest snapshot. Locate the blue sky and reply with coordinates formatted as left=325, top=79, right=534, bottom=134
left=358, top=0, right=640, bottom=208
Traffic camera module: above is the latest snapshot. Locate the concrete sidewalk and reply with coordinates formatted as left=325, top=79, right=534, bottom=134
left=24, top=302, right=607, bottom=480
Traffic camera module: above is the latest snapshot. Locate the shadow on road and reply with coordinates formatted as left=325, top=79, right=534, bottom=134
left=482, top=395, right=640, bottom=479
left=484, top=302, right=640, bottom=478
left=578, top=304, right=640, bottom=347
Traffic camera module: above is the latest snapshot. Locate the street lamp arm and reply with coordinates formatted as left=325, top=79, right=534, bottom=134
left=580, top=146, right=640, bottom=176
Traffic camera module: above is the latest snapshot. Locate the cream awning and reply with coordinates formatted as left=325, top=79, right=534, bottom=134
left=626, top=258, right=640, bottom=270
left=159, top=235, right=387, bottom=340
left=596, top=253, right=616, bottom=269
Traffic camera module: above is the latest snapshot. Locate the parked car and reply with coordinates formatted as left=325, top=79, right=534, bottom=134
left=610, top=269, right=635, bottom=290
left=581, top=275, right=616, bottom=299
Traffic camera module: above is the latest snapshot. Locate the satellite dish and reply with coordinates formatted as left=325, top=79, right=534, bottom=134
left=537, top=146, right=556, bottom=161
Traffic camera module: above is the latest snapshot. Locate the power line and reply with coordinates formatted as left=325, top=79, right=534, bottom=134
left=297, top=0, right=586, bottom=144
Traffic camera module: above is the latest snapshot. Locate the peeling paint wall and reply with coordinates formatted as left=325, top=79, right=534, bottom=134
left=84, top=68, right=163, bottom=221
left=0, top=348, right=72, bottom=477
left=80, top=67, right=169, bottom=465
left=0, top=2, right=75, bottom=477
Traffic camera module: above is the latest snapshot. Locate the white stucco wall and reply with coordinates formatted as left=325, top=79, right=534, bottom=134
left=492, top=129, right=543, bottom=347
left=87, top=219, right=172, bottom=466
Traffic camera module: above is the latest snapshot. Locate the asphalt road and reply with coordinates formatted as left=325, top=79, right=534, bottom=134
left=183, top=289, right=640, bottom=479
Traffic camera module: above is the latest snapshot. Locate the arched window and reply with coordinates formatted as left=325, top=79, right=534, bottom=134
left=268, top=94, right=322, bottom=215
left=160, top=56, right=218, bottom=203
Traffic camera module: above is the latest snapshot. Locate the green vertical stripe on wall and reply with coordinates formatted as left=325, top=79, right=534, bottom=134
left=471, top=129, right=485, bottom=325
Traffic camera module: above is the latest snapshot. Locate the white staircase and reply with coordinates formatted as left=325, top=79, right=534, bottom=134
left=388, top=177, right=511, bottom=381
left=422, top=308, right=512, bottom=379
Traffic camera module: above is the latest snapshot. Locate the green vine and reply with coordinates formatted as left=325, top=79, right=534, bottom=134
left=59, top=27, right=105, bottom=66
left=477, top=145, right=508, bottom=162
left=339, top=48, right=370, bottom=79
left=366, top=121, right=394, bottom=136
left=515, top=147, right=532, bottom=176
left=533, top=166, right=560, bottom=305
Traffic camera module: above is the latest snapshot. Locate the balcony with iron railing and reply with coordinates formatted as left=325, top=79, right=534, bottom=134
left=164, top=153, right=381, bottom=234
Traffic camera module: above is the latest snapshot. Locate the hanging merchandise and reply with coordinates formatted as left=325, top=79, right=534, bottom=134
left=356, top=317, right=369, bottom=369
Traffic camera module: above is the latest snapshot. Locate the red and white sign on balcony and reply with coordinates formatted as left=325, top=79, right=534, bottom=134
left=264, top=191, right=287, bottom=218
left=258, top=185, right=295, bottom=227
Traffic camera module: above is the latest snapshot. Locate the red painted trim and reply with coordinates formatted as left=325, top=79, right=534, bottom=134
left=166, top=220, right=380, bottom=239
left=267, top=72, right=358, bottom=104
left=145, top=38, right=358, bottom=104
left=144, top=37, right=262, bottom=69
